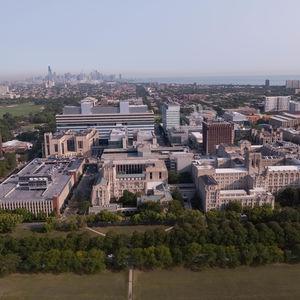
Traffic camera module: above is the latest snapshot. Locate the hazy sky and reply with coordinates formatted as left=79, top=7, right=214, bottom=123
left=1, top=0, right=300, bottom=78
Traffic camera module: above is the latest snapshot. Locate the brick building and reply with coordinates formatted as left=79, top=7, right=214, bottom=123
left=202, top=121, right=234, bottom=155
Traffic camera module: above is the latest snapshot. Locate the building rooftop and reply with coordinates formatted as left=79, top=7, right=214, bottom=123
left=200, top=175, right=218, bottom=185
left=215, top=167, right=247, bottom=174
left=116, top=173, right=146, bottom=179
left=267, top=165, right=300, bottom=172
left=0, top=158, right=83, bottom=203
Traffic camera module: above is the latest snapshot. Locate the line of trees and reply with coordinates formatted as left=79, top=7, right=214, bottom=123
left=0, top=202, right=300, bottom=275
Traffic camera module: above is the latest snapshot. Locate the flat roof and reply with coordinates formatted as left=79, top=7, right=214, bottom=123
left=116, top=173, right=145, bottom=179
left=220, top=189, right=247, bottom=195
left=267, top=165, right=300, bottom=172
left=215, top=167, right=247, bottom=174
left=0, top=158, right=83, bottom=203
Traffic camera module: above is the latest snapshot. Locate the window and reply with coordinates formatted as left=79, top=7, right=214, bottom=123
left=159, top=172, right=162, bottom=179
left=78, top=141, right=83, bottom=149
left=67, top=139, right=75, bottom=152
left=54, top=144, right=58, bottom=152
left=150, top=172, right=153, bottom=180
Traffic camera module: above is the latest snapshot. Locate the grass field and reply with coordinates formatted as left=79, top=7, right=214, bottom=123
left=0, top=103, right=44, bottom=117
left=90, top=225, right=169, bottom=235
left=134, top=265, right=300, bottom=300
left=0, top=224, right=90, bottom=239
left=0, top=264, right=300, bottom=299
left=0, top=272, right=127, bottom=300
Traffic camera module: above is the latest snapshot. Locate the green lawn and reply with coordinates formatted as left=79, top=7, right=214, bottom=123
left=0, top=272, right=127, bottom=300
left=0, top=103, right=44, bottom=117
left=0, top=224, right=90, bottom=239
left=134, top=265, right=300, bottom=300
left=90, top=225, right=169, bottom=235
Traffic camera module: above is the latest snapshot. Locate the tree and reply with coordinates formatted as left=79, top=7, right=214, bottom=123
left=139, top=201, right=163, bottom=213
left=171, top=247, right=183, bottom=265
left=113, top=247, right=129, bottom=270
left=168, top=170, right=179, bottom=184
left=143, top=246, right=158, bottom=269
left=155, top=245, right=173, bottom=267
left=172, top=188, right=183, bottom=202
left=240, top=243, right=257, bottom=266
left=0, top=213, right=23, bottom=233
left=0, top=254, right=20, bottom=275
left=118, top=190, right=137, bottom=207
left=225, top=201, right=242, bottom=213
left=184, top=242, right=201, bottom=266
left=131, top=248, right=145, bottom=269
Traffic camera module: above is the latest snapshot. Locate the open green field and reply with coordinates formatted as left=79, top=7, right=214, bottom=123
left=0, top=224, right=90, bottom=239
left=0, top=272, right=127, bottom=300
left=0, top=103, right=44, bottom=117
left=0, top=264, right=300, bottom=299
left=134, top=265, right=300, bottom=300
left=90, top=225, right=169, bottom=235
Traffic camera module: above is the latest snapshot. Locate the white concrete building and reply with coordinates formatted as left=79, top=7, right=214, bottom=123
left=162, top=102, right=180, bottom=131
left=264, top=96, right=291, bottom=112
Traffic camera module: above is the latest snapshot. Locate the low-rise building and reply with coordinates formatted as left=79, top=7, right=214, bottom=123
left=2, top=140, right=33, bottom=153
left=223, top=111, right=247, bottom=123
left=0, top=157, right=84, bottom=215
left=91, top=155, right=168, bottom=209
left=44, top=128, right=99, bottom=158
left=251, top=127, right=283, bottom=145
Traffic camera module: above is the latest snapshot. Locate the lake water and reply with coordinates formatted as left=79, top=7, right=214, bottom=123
left=131, top=75, right=300, bottom=86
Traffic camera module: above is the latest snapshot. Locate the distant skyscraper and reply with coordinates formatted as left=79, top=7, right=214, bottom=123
left=202, top=121, right=234, bottom=155
left=46, top=65, right=55, bottom=88
left=162, top=102, right=180, bottom=131
left=286, top=80, right=300, bottom=89
left=47, top=65, right=52, bottom=81
left=119, top=74, right=122, bottom=81
left=265, top=79, right=270, bottom=88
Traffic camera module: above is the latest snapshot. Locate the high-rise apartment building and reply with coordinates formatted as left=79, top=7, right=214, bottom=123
left=286, top=80, right=300, bottom=89
left=264, top=96, right=291, bottom=112
left=202, top=121, right=234, bottom=155
left=162, top=102, right=180, bottom=131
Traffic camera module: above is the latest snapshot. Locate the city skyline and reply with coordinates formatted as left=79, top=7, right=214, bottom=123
left=1, top=0, right=300, bottom=78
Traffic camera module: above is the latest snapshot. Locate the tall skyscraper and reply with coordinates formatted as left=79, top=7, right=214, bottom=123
left=202, top=121, right=234, bottom=155
left=265, top=79, right=270, bottom=88
left=264, top=96, right=291, bottom=112
left=47, top=65, right=52, bottom=81
left=46, top=65, right=55, bottom=88
left=162, top=102, right=180, bottom=131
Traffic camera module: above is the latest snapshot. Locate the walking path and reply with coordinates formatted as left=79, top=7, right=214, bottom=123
left=128, top=268, right=133, bottom=300
left=165, top=226, right=174, bottom=232
left=86, top=227, right=106, bottom=236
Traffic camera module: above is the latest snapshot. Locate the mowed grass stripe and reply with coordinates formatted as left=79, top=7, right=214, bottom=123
left=0, top=272, right=128, bottom=300
left=133, top=264, right=300, bottom=300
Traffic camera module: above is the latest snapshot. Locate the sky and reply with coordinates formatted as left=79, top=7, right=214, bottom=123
left=1, top=0, right=300, bottom=78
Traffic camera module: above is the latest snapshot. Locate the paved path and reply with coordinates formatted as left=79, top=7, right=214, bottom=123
left=165, top=226, right=174, bottom=232
left=128, top=268, right=133, bottom=300
left=86, top=227, right=106, bottom=236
